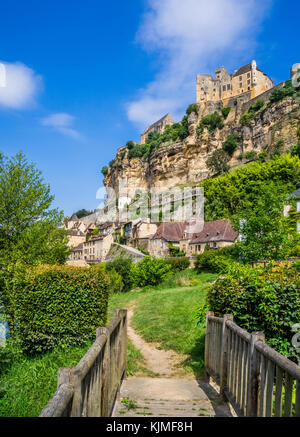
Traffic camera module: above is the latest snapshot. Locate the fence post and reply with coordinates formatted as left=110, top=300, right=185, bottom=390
left=220, top=314, right=234, bottom=397
left=97, top=326, right=110, bottom=417
left=205, top=311, right=214, bottom=382
left=246, top=332, right=265, bottom=417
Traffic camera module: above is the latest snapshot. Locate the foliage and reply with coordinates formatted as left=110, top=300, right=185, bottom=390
left=232, top=185, right=298, bottom=262
left=126, top=141, right=135, bottom=150
left=291, top=128, right=300, bottom=157
left=10, top=266, right=110, bottom=354
left=206, top=149, right=230, bottom=175
left=206, top=264, right=300, bottom=360
left=101, top=166, right=108, bottom=176
left=127, top=115, right=189, bottom=161
left=0, top=152, right=70, bottom=311
left=168, top=243, right=186, bottom=257
left=105, top=256, right=133, bottom=292
left=130, top=256, right=172, bottom=288
left=244, top=150, right=258, bottom=161
left=222, top=133, right=241, bottom=156
left=197, top=112, right=224, bottom=134
left=74, top=209, right=93, bottom=219
left=221, top=107, right=231, bottom=119
left=269, top=80, right=297, bottom=104
left=201, top=154, right=300, bottom=221
left=186, top=103, right=199, bottom=116
left=240, top=98, right=265, bottom=127
left=195, top=246, right=235, bottom=273
left=165, top=257, right=190, bottom=272
left=107, top=268, right=124, bottom=294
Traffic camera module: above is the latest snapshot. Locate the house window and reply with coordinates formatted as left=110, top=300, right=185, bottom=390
left=223, top=85, right=226, bottom=91
left=227, top=84, right=231, bottom=90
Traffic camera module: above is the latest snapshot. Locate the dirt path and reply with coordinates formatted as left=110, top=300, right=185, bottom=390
left=127, top=308, right=188, bottom=378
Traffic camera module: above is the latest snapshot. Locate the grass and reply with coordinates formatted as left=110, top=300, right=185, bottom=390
left=109, top=271, right=216, bottom=377
left=0, top=340, right=92, bottom=417
left=0, top=269, right=216, bottom=417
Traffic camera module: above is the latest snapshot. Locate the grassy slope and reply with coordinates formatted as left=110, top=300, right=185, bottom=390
left=0, top=271, right=216, bottom=417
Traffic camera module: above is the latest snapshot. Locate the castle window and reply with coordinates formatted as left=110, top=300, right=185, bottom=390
left=247, top=79, right=250, bottom=85
left=227, top=84, right=231, bottom=90
left=247, top=73, right=251, bottom=78
left=223, top=85, right=226, bottom=91
left=248, top=87, right=250, bottom=91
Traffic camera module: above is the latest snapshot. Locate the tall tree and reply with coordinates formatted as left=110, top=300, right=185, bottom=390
left=0, top=151, right=70, bottom=270
left=232, top=183, right=298, bottom=262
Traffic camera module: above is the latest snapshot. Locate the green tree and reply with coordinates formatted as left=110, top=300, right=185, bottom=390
left=206, top=149, right=230, bottom=175
left=74, top=209, right=93, bottom=219
left=0, top=152, right=69, bottom=271
left=232, top=184, right=296, bottom=262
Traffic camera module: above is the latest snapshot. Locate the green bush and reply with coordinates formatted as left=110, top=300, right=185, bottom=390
left=269, top=81, right=297, bottom=104
left=130, top=257, right=172, bottom=287
left=11, top=266, right=110, bottom=354
left=197, top=112, right=224, bottom=134
left=168, top=243, right=186, bottom=257
left=101, top=166, right=108, bottom=176
left=222, top=133, right=241, bottom=156
left=249, top=98, right=265, bottom=112
left=206, top=264, right=300, bottom=360
left=206, top=149, right=230, bottom=175
left=105, top=257, right=133, bottom=292
left=165, top=257, right=190, bottom=272
left=244, top=150, right=257, bottom=161
left=195, top=248, right=233, bottom=273
left=222, top=107, right=231, bottom=119
left=186, top=103, right=199, bottom=116
left=241, top=111, right=255, bottom=127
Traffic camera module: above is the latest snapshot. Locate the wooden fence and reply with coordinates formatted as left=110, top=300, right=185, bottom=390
left=205, top=312, right=300, bottom=417
left=40, top=309, right=127, bottom=417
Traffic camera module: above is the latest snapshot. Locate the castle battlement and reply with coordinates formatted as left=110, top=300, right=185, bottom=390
left=196, top=60, right=273, bottom=106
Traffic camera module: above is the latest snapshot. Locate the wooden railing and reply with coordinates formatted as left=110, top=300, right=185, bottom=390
left=40, top=309, right=127, bottom=417
left=205, top=312, right=300, bottom=417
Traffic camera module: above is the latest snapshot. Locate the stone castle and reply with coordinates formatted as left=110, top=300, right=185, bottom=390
left=140, top=61, right=273, bottom=143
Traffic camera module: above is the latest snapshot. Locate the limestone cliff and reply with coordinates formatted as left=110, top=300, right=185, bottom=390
left=104, top=94, right=299, bottom=198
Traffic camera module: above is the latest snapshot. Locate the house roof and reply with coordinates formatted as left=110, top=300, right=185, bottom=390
left=67, top=230, right=85, bottom=237
left=70, top=213, right=79, bottom=221
left=99, top=221, right=114, bottom=230
left=233, top=63, right=252, bottom=77
left=190, top=219, right=238, bottom=244
left=291, top=188, right=300, bottom=199
left=73, top=243, right=83, bottom=251
left=152, top=222, right=186, bottom=242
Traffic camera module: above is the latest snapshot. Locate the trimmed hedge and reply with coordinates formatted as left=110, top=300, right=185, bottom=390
left=207, top=264, right=300, bottom=360
left=12, top=266, right=110, bottom=354
left=165, top=257, right=190, bottom=271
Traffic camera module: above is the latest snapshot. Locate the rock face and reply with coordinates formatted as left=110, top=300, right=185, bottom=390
left=104, top=97, right=299, bottom=198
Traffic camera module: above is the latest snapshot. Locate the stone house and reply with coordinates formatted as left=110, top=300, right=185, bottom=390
left=98, top=221, right=115, bottom=235
left=67, top=229, right=86, bottom=248
left=140, top=113, right=174, bottom=144
left=83, top=233, right=113, bottom=263
left=188, top=219, right=239, bottom=255
left=197, top=60, right=273, bottom=106
left=132, top=220, right=158, bottom=252
left=149, top=222, right=186, bottom=258
left=68, top=243, right=83, bottom=261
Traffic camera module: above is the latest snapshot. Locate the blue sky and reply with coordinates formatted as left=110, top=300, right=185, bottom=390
left=0, top=0, right=299, bottom=216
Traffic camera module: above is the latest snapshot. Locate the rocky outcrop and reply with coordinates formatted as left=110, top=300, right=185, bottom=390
left=104, top=96, right=300, bottom=198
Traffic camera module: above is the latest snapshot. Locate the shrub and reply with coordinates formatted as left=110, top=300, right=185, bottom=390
left=130, top=257, right=172, bottom=287
left=126, top=141, right=135, bottom=150
left=165, top=257, right=190, bottom=272
left=206, top=149, right=230, bottom=175
left=186, top=103, right=199, bottom=116
left=11, top=266, right=110, bottom=354
left=107, top=268, right=124, bottom=294
left=197, top=112, right=224, bottom=134
left=206, top=264, right=300, bottom=360
left=222, top=107, right=231, bottom=119
left=101, top=166, right=108, bottom=176
left=195, top=248, right=233, bottom=273
left=168, top=243, right=186, bottom=257
left=249, top=98, right=265, bottom=112
left=222, top=133, right=241, bottom=156
left=244, top=151, right=257, bottom=161
left=269, top=81, right=297, bottom=104
left=105, top=257, right=133, bottom=292
left=241, top=111, right=255, bottom=126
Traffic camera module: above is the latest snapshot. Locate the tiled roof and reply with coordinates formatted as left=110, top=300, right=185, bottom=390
left=73, top=243, right=83, bottom=251
left=99, top=221, right=114, bottom=230
left=152, top=222, right=186, bottom=242
left=67, top=230, right=85, bottom=237
left=190, top=219, right=238, bottom=244
left=233, top=63, right=252, bottom=77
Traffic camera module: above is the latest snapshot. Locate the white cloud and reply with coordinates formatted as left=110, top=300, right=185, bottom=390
left=41, top=113, right=82, bottom=140
left=0, top=61, right=41, bottom=109
left=127, top=0, right=272, bottom=126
